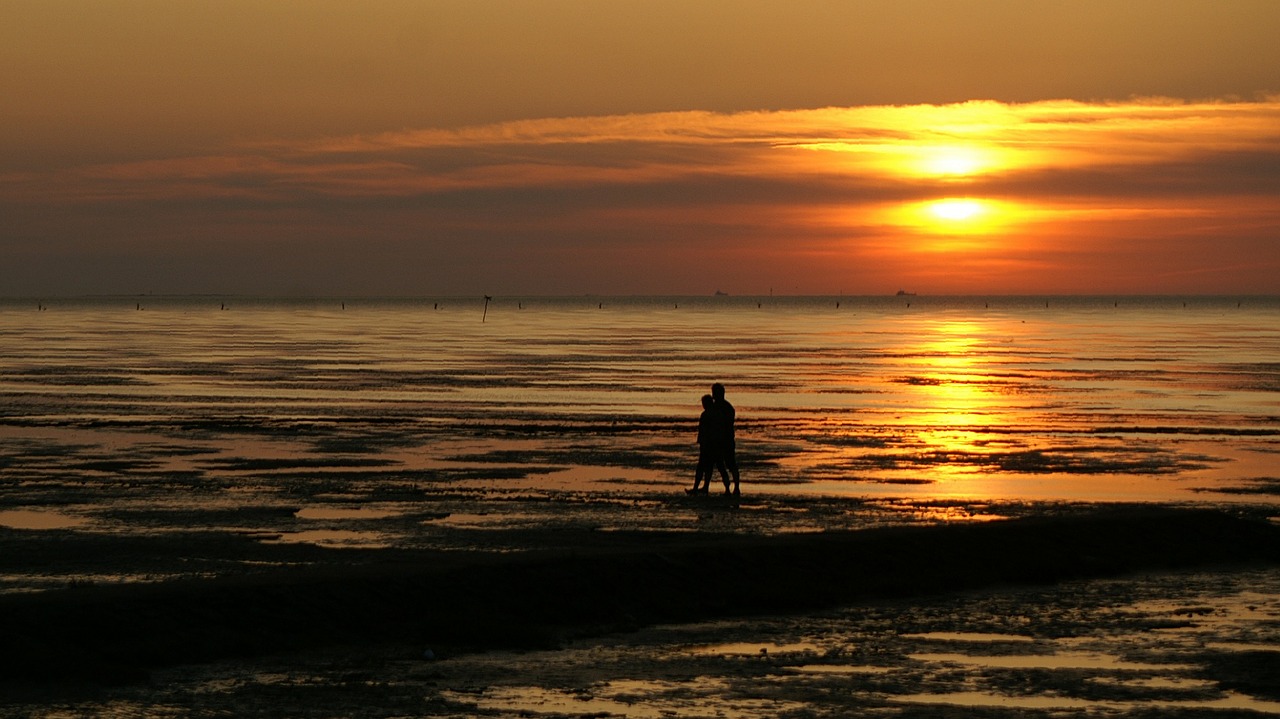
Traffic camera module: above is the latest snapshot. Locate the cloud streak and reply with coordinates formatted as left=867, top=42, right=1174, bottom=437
left=3, top=98, right=1280, bottom=295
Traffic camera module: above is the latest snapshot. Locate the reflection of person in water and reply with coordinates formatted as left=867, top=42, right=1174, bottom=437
left=712, top=382, right=741, bottom=496
left=688, top=394, right=729, bottom=495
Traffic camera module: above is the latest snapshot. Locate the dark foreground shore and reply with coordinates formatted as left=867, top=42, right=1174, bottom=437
left=4, top=506, right=1279, bottom=695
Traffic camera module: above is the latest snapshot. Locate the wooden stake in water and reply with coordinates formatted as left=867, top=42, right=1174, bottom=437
left=483, top=295, right=492, bottom=322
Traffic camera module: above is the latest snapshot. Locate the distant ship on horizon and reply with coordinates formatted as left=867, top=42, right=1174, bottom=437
left=896, top=289, right=917, bottom=296
left=714, top=289, right=729, bottom=296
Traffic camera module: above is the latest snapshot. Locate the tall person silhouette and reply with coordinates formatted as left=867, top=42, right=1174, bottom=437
left=711, top=383, right=740, bottom=496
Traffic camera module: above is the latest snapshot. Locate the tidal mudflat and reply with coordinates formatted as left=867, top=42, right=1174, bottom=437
left=4, top=541, right=1278, bottom=717
left=2, top=296, right=1278, bottom=714
left=3, top=507, right=1278, bottom=717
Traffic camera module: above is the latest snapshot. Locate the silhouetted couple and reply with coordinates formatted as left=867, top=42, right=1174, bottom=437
left=687, top=382, right=741, bottom=497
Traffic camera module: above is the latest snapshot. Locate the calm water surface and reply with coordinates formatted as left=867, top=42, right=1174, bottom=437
left=2, top=295, right=1278, bottom=506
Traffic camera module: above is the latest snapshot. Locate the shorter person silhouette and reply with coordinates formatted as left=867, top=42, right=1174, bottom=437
left=688, top=394, right=729, bottom=495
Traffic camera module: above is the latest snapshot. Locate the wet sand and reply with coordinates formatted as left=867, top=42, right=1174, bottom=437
left=3, top=427, right=1279, bottom=717
left=3, top=299, right=1278, bottom=714
left=3, top=506, right=1279, bottom=716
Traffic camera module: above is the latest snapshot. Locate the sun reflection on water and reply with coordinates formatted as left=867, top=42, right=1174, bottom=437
left=888, top=319, right=1032, bottom=494
left=903, top=321, right=1001, bottom=424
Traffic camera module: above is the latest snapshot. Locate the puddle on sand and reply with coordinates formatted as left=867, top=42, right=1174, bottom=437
left=904, top=631, right=1035, bottom=643
left=261, top=529, right=390, bottom=549
left=0, top=571, right=185, bottom=596
left=787, top=664, right=894, bottom=675
left=687, top=641, right=822, bottom=656
left=448, top=463, right=679, bottom=494
left=293, top=506, right=401, bottom=521
left=1207, top=641, right=1280, bottom=652
left=1129, top=591, right=1280, bottom=633
left=0, top=509, right=88, bottom=530
left=868, top=501, right=1010, bottom=522
left=447, top=685, right=672, bottom=719
left=426, top=512, right=542, bottom=528
left=1091, top=675, right=1218, bottom=690
left=909, top=650, right=1196, bottom=671
left=446, top=680, right=810, bottom=719
left=894, top=689, right=1280, bottom=714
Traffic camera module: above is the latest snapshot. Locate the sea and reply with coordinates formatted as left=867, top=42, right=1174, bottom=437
left=4, top=294, right=1280, bottom=717
left=1, top=294, right=1278, bottom=559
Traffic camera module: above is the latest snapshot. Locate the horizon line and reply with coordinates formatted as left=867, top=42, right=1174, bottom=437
left=5, top=292, right=1279, bottom=301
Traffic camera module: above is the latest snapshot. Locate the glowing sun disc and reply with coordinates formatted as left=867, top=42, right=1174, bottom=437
left=922, top=147, right=987, bottom=177
left=929, top=199, right=984, bottom=221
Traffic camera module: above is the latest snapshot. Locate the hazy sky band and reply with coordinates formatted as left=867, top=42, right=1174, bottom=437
left=3, top=1, right=1278, bottom=295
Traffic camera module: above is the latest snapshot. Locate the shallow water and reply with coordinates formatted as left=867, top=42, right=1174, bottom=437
left=1, top=295, right=1278, bottom=589
left=4, top=294, right=1276, bottom=491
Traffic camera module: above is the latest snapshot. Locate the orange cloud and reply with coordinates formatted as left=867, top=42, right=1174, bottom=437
left=11, top=97, right=1280, bottom=202
left=3, top=98, right=1279, bottom=295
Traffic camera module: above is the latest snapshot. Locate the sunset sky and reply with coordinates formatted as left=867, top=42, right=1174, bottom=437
left=3, top=0, right=1279, bottom=296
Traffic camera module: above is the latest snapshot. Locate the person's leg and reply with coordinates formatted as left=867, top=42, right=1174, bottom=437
left=725, top=443, right=740, bottom=495
left=694, top=446, right=717, bottom=492
left=716, top=460, right=730, bottom=493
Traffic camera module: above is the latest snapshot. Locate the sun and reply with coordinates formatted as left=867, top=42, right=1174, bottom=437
left=918, top=146, right=991, bottom=178
left=787, top=139, right=1014, bottom=182
left=928, top=199, right=985, bottom=222
left=919, top=198, right=996, bottom=234
left=882, top=197, right=1020, bottom=238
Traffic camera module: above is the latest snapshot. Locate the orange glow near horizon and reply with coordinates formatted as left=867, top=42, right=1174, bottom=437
left=3, top=97, right=1280, bottom=295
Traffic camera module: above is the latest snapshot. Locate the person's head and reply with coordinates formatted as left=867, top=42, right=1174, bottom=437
left=701, top=394, right=714, bottom=410
left=711, top=382, right=725, bottom=399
